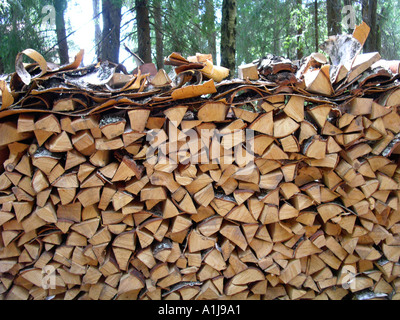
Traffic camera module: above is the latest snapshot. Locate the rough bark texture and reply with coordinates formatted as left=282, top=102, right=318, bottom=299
left=204, top=0, right=217, bottom=63
left=362, top=0, right=378, bottom=53
left=376, top=3, right=383, bottom=54
left=221, top=0, right=237, bottom=78
left=153, top=0, right=164, bottom=69
left=101, top=0, right=122, bottom=63
left=296, top=0, right=303, bottom=60
left=327, top=0, right=342, bottom=36
left=93, top=0, right=102, bottom=61
left=53, top=0, right=69, bottom=65
left=136, top=0, right=152, bottom=64
left=314, top=0, right=319, bottom=52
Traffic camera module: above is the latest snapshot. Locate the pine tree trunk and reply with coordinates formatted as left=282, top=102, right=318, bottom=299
left=53, top=0, right=69, bottom=65
left=153, top=0, right=164, bottom=69
left=369, top=0, right=378, bottom=51
left=93, top=0, right=102, bottom=61
left=363, top=0, right=378, bottom=53
left=204, top=0, right=217, bottom=63
left=362, top=0, right=370, bottom=51
left=376, top=4, right=384, bottom=54
left=327, top=0, right=342, bottom=36
left=136, top=0, right=152, bottom=64
left=101, top=0, right=122, bottom=63
left=314, top=0, right=319, bottom=52
left=221, top=0, right=237, bottom=78
left=285, top=0, right=291, bottom=58
left=296, top=0, right=303, bottom=60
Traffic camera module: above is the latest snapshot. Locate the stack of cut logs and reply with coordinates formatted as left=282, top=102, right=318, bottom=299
left=0, top=22, right=399, bottom=300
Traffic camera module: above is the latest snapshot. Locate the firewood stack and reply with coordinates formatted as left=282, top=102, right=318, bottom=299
left=0, top=23, right=399, bottom=300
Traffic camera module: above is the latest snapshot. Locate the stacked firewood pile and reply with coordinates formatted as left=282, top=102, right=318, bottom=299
left=0, top=23, right=399, bottom=300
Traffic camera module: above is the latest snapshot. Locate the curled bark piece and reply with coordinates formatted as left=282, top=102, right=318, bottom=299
left=15, top=49, right=48, bottom=85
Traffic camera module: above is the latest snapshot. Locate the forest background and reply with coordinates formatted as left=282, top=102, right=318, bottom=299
left=0, top=0, right=396, bottom=77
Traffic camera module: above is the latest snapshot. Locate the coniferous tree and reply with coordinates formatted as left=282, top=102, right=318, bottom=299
left=93, top=0, right=102, bottom=61
left=101, top=0, right=122, bottom=63
left=0, top=0, right=54, bottom=73
left=327, top=0, right=342, bottom=35
left=362, top=0, right=378, bottom=53
left=53, top=0, right=69, bottom=65
left=221, top=0, right=237, bottom=78
left=153, top=0, right=164, bottom=69
left=136, top=0, right=152, bottom=63
left=203, top=0, right=217, bottom=62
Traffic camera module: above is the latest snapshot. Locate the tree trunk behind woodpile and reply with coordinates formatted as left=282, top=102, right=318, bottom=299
left=221, top=0, right=237, bottom=79
left=101, top=0, right=122, bottom=63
